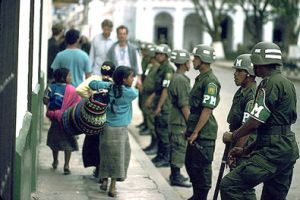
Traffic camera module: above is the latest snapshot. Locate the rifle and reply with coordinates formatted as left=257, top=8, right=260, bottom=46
left=213, top=143, right=230, bottom=200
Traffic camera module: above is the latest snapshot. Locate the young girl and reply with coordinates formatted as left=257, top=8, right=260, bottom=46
left=43, top=68, right=81, bottom=175
left=89, top=66, right=138, bottom=197
left=77, top=61, right=116, bottom=178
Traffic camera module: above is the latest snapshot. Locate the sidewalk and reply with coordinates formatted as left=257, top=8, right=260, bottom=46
left=35, top=119, right=182, bottom=200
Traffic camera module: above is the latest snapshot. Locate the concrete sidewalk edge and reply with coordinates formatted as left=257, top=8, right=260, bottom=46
left=128, top=129, right=182, bottom=200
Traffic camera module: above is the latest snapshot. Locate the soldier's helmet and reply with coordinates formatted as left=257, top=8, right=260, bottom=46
left=170, top=49, right=191, bottom=64
left=155, top=44, right=172, bottom=57
left=147, top=44, right=157, bottom=58
left=233, top=54, right=255, bottom=76
left=192, top=44, right=216, bottom=64
left=140, top=41, right=149, bottom=50
left=250, top=42, right=282, bottom=66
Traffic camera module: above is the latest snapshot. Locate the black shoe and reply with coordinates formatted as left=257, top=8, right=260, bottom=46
left=154, top=159, right=170, bottom=168
left=63, top=168, right=71, bottom=175
left=145, top=147, right=157, bottom=155
left=136, top=122, right=144, bottom=128
left=139, top=129, right=150, bottom=136
left=178, top=173, right=189, bottom=182
left=170, top=174, right=192, bottom=187
left=151, top=155, right=162, bottom=163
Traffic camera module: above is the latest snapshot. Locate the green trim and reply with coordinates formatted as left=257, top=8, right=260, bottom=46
left=14, top=112, right=32, bottom=200
left=15, top=112, right=32, bottom=155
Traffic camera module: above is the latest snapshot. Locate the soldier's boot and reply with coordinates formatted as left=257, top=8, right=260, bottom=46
left=154, top=151, right=170, bottom=167
left=169, top=167, right=191, bottom=187
left=143, top=136, right=158, bottom=155
left=188, top=185, right=209, bottom=200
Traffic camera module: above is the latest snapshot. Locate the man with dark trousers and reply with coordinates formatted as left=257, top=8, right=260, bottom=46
left=221, top=42, right=299, bottom=200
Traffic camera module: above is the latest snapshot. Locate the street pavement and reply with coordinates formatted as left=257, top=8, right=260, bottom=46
left=35, top=119, right=182, bottom=200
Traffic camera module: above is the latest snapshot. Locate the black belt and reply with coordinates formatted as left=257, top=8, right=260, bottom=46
left=258, top=125, right=291, bottom=135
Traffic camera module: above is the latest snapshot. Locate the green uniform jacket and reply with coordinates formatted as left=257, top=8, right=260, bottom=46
left=153, top=60, right=174, bottom=114
left=250, top=70, right=299, bottom=164
left=143, top=63, right=160, bottom=94
left=227, top=82, right=257, bottom=131
left=168, top=72, right=191, bottom=127
left=187, top=69, right=221, bottom=140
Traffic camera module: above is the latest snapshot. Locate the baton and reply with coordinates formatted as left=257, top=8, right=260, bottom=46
left=213, top=143, right=230, bottom=200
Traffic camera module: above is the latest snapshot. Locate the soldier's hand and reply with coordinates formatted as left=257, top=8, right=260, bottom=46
left=229, top=147, right=244, bottom=157
left=154, top=106, right=161, bottom=116
left=223, top=131, right=233, bottom=143
left=227, top=155, right=237, bottom=169
left=145, top=98, right=152, bottom=109
left=187, top=132, right=198, bottom=145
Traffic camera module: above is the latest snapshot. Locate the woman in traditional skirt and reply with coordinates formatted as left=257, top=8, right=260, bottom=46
left=76, top=61, right=115, bottom=178
left=43, top=68, right=81, bottom=175
left=89, top=66, right=138, bottom=197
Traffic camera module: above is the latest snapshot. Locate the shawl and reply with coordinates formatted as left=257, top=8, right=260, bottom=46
left=46, top=84, right=81, bottom=123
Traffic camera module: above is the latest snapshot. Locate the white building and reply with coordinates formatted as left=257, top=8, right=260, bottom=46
left=87, top=0, right=299, bottom=54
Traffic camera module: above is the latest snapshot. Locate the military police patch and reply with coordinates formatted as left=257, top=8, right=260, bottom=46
left=242, top=100, right=254, bottom=123
left=165, top=72, right=173, bottom=81
left=250, top=88, right=271, bottom=123
left=207, top=83, right=217, bottom=95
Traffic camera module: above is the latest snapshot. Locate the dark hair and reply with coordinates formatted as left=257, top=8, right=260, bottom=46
left=116, top=25, right=128, bottom=35
left=101, top=19, right=113, bottom=28
left=65, top=29, right=80, bottom=45
left=52, top=23, right=64, bottom=36
left=101, top=61, right=116, bottom=77
left=110, top=66, right=134, bottom=113
left=53, top=68, right=69, bottom=83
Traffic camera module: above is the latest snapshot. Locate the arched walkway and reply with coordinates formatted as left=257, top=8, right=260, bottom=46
left=183, top=13, right=203, bottom=51
left=154, top=12, right=174, bottom=48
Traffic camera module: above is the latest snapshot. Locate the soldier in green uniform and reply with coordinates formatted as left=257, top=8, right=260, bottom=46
left=226, top=54, right=257, bottom=199
left=185, top=44, right=221, bottom=200
left=137, top=42, right=151, bottom=133
left=168, top=49, right=192, bottom=187
left=142, top=44, right=161, bottom=154
left=146, top=44, right=174, bottom=167
left=221, top=42, right=299, bottom=199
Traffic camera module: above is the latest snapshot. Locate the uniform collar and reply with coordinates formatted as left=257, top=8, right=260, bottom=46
left=240, top=81, right=256, bottom=96
left=196, top=68, right=212, bottom=80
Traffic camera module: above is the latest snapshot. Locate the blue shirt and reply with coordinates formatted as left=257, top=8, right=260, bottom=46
left=89, top=80, right=138, bottom=127
left=51, top=49, right=92, bottom=87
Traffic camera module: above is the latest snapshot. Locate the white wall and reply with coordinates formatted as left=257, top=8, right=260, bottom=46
left=16, top=1, right=31, bottom=137
left=16, top=0, right=51, bottom=137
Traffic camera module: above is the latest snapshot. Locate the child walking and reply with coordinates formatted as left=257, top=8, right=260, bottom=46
left=76, top=61, right=116, bottom=178
left=43, top=68, right=81, bottom=175
left=89, top=66, right=138, bottom=197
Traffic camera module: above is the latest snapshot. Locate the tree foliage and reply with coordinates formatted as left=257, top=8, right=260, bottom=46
left=271, top=0, right=300, bottom=50
left=191, top=0, right=235, bottom=42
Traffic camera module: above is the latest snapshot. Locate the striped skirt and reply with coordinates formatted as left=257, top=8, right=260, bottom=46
left=99, top=126, right=131, bottom=180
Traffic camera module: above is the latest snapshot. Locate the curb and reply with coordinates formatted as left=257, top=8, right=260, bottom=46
left=128, top=129, right=182, bottom=200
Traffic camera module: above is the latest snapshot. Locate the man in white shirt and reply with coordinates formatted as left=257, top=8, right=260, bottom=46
left=90, top=19, right=115, bottom=75
left=107, top=25, right=143, bottom=86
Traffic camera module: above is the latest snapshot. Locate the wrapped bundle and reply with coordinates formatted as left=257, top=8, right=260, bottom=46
left=62, top=90, right=110, bottom=136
